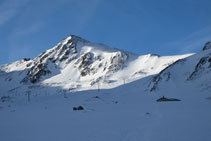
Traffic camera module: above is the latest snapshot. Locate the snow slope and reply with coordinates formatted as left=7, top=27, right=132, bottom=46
left=0, top=76, right=211, bottom=141
left=148, top=42, right=211, bottom=95
left=0, top=36, right=211, bottom=141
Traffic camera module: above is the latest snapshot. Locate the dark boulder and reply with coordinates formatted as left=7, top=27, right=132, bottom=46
left=77, top=106, right=84, bottom=110
left=73, top=107, right=77, bottom=111
left=1, top=96, right=11, bottom=102
left=73, top=106, right=84, bottom=111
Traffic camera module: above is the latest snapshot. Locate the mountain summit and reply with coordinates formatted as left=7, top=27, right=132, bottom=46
left=0, top=35, right=191, bottom=94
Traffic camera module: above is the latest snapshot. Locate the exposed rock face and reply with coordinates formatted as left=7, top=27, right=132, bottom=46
left=76, top=52, right=94, bottom=76
left=107, top=52, right=128, bottom=74
left=187, top=54, right=211, bottom=81
left=148, top=59, right=185, bottom=91
left=22, top=63, right=51, bottom=83
left=22, top=35, right=88, bottom=83
left=202, top=41, right=211, bottom=51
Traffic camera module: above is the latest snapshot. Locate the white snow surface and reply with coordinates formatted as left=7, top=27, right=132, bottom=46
left=0, top=35, right=211, bottom=141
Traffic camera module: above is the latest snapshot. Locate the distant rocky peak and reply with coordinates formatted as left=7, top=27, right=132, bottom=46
left=22, top=35, right=129, bottom=83
left=22, top=35, right=90, bottom=83
left=60, top=35, right=89, bottom=46
left=35, top=35, right=89, bottom=63
left=202, top=41, right=211, bottom=51
left=68, top=35, right=89, bottom=43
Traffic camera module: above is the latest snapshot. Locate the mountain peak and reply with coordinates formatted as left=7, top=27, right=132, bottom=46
left=20, top=35, right=130, bottom=83
left=65, top=35, right=89, bottom=43
left=0, top=34, right=194, bottom=95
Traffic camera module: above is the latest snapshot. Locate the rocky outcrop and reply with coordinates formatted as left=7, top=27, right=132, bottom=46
left=187, top=54, right=211, bottom=81
left=107, top=52, right=128, bottom=74
left=22, top=63, right=51, bottom=83
left=202, top=41, right=211, bottom=51
left=148, top=42, right=211, bottom=92
left=75, top=52, right=94, bottom=76
left=22, top=35, right=87, bottom=83
left=148, top=59, right=185, bottom=91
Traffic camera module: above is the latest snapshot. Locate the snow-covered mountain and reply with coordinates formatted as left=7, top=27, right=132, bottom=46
left=148, top=41, right=211, bottom=93
left=0, top=35, right=191, bottom=94
left=1, top=36, right=211, bottom=141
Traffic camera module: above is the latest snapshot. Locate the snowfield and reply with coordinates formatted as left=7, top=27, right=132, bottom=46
left=0, top=79, right=211, bottom=141
left=0, top=36, right=211, bottom=141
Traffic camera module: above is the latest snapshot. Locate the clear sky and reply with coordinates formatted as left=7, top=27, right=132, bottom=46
left=0, top=0, right=211, bottom=65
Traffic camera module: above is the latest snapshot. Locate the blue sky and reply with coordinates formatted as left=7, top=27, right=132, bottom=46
left=0, top=0, right=211, bottom=65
